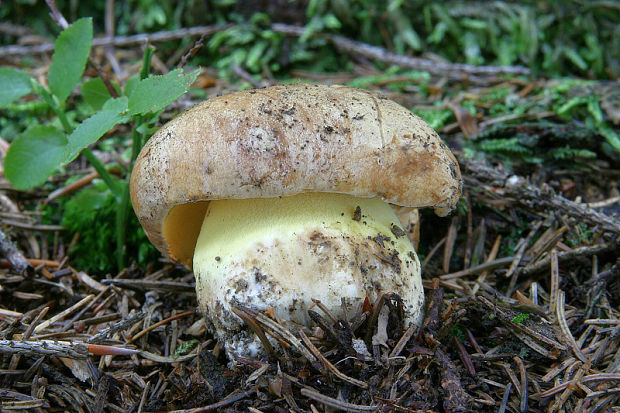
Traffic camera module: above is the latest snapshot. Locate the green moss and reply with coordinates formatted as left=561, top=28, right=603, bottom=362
left=57, top=182, right=158, bottom=274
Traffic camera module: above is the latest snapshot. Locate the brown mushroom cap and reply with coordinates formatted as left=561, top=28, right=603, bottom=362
left=130, top=84, right=462, bottom=267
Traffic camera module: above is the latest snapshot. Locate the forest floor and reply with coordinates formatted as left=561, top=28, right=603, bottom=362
left=1, top=23, right=619, bottom=413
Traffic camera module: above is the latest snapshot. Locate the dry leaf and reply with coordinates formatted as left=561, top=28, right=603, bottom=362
left=371, top=305, right=389, bottom=348
left=60, top=357, right=93, bottom=382
left=448, top=102, right=479, bottom=137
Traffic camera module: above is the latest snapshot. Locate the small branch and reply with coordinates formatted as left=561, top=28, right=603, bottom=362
left=0, top=24, right=233, bottom=57
left=231, top=307, right=278, bottom=361
left=389, top=322, right=418, bottom=359
left=3, top=220, right=64, bottom=232
left=0, top=258, right=60, bottom=269
left=0, top=339, right=89, bottom=359
left=89, top=57, right=120, bottom=98
left=0, top=22, right=531, bottom=84
left=556, top=291, right=588, bottom=363
left=521, top=243, right=617, bottom=277
left=440, top=256, right=515, bottom=280
left=436, top=347, right=474, bottom=412
left=45, top=0, right=68, bottom=29
left=300, top=388, right=377, bottom=412
left=461, top=158, right=620, bottom=236
left=47, top=171, right=99, bottom=201
left=86, top=311, right=146, bottom=344
left=271, top=23, right=531, bottom=82
left=585, top=258, right=620, bottom=284
left=0, top=308, right=24, bottom=320
left=167, top=390, right=254, bottom=413
left=232, top=63, right=265, bottom=88
left=100, top=278, right=195, bottom=293
left=539, top=373, right=620, bottom=398
left=45, top=0, right=119, bottom=99
left=34, top=294, right=95, bottom=333
left=0, top=228, right=32, bottom=275
left=298, top=328, right=368, bottom=389
left=178, top=34, right=207, bottom=69
left=127, top=310, right=194, bottom=343
left=81, top=150, right=121, bottom=196
left=245, top=307, right=317, bottom=363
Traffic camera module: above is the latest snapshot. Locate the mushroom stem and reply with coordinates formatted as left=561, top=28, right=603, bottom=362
left=192, top=192, right=424, bottom=357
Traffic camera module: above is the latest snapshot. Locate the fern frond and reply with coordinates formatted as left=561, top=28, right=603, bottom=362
left=477, top=137, right=531, bottom=154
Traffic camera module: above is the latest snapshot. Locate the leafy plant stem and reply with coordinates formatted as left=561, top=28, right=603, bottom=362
left=37, top=83, right=122, bottom=197
left=127, top=46, right=154, bottom=167
left=81, top=149, right=121, bottom=196
left=115, top=183, right=130, bottom=270
left=140, top=46, right=156, bottom=80
left=116, top=46, right=154, bottom=270
left=39, top=78, right=126, bottom=268
left=130, top=119, right=144, bottom=164
left=36, top=85, right=72, bottom=133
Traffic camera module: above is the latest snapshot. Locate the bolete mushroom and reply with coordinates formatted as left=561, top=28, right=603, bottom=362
left=130, top=84, right=462, bottom=358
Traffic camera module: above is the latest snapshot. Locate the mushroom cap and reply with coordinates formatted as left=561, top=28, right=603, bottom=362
left=130, top=84, right=462, bottom=267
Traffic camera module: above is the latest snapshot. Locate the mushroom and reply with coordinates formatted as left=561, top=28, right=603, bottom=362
left=130, top=84, right=462, bottom=359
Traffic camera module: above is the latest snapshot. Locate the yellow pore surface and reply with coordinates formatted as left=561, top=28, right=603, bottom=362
left=193, top=192, right=414, bottom=269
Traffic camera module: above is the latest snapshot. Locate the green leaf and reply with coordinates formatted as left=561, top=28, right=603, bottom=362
left=0, top=68, right=34, bottom=108
left=322, top=13, right=342, bottom=29
left=461, top=18, right=488, bottom=30
left=82, top=78, right=115, bottom=111
left=246, top=41, right=269, bottom=72
left=432, top=4, right=461, bottom=37
left=586, top=98, right=603, bottom=124
left=48, top=18, right=93, bottom=103
left=389, top=11, right=421, bottom=51
left=65, top=97, right=129, bottom=162
left=300, top=16, right=324, bottom=43
left=428, top=21, right=447, bottom=44
left=124, top=74, right=140, bottom=97
left=5, top=125, right=68, bottom=190
left=401, top=28, right=422, bottom=51
left=463, top=32, right=483, bottom=65
left=388, top=0, right=404, bottom=12
left=598, top=123, right=620, bottom=153
left=511, top=313, right=530, bottom=324
left=306, top=0, right=322, bottom=18
left=128, top=69, right=199, bottom=116
left=557, top=96, right=589, bottom=117
left=562, top=47, right=587, bottom=71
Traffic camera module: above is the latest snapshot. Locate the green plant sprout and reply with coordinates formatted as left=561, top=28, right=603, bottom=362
left=1, top=18, right=198, bottom=271
left=511, top=313, right=530, bottom=324
left=463, top=80, right=619, bottom=166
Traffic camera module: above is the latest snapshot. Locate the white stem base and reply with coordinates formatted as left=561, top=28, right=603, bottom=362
left=193, top=192, right=424, bottom=359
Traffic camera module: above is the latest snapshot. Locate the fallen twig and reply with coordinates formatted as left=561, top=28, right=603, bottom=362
left=301, top=388, right=377, bottom=412
left=86, top=310, right=145, bottom=344
left=461, top=158, right=620, bottom=236
left=556, top=291, right=587, bottom=363
left=168, top=390, right=254, bottom=413
left=0, top=24, right=233, bottom=57
left=100, top=278, right=195, bottom=293
left=33, top=294, right=94, bottom=333
left=521, top=243, right=617, bottom=277
left=0, top=228, right=32, bottom=275
left=0, top=339, right=88, bottom=359
left=440, top=256, right=515, bottom=280
left=230, top=306, right=277, bottom=361
left=271, top=23, right=531, bottom=83
left=298, top=327, right=368, bottom=389
left=1, top=21, right=531, bottom=85
left=436, top=347, right=473, bottom=412
left=127, top=310, right=194, bottom=343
